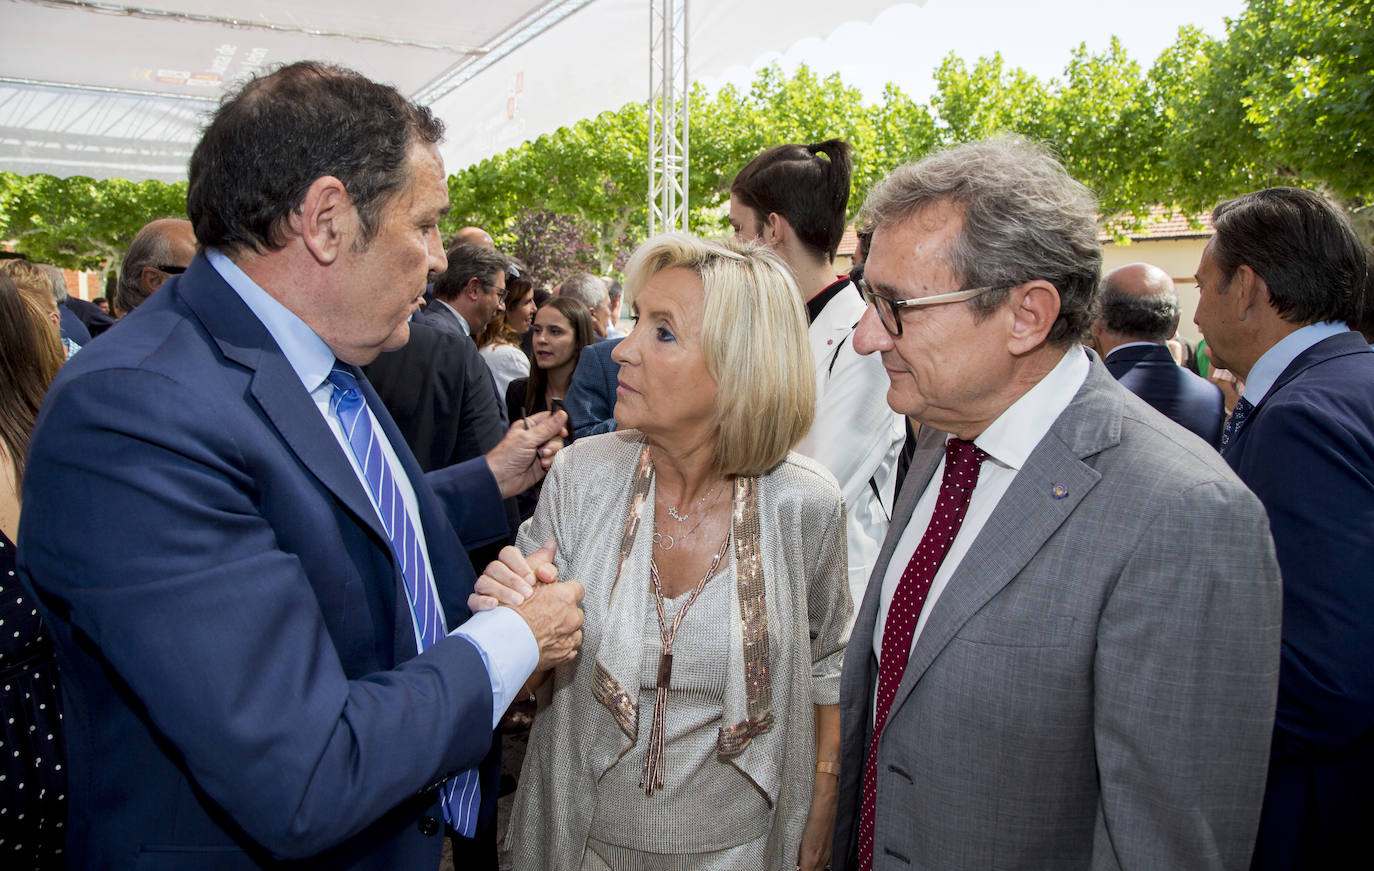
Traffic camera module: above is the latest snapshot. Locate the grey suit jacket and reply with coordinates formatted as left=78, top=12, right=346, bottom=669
left=832, top=356, right=1282, bottom=871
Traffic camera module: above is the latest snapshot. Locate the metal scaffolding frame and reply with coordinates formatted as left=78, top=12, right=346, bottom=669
left=647, top=0, right=689, bottom=235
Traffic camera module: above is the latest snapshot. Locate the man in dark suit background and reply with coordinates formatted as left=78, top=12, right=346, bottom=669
left=18, top=62, right=583, bottom=868
left=363, top=319, right=506, bottom=473
left=1194, top=187, right=1374, bottom=870
left=413, top=242, right=508, bottom=340
left=1091, top=261, right=1226, bottom=446
left=565, top=335, right=623, bottom=438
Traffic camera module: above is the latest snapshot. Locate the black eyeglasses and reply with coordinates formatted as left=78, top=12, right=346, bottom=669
left=855, top=277, right=1002, bottom=336
left=154, top=264, right=187, bottom=275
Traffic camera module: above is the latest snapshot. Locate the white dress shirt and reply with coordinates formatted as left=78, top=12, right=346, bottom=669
left=873, top=345, right=1090, bottom=667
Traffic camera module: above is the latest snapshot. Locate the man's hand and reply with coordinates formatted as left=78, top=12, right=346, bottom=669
left=469, top=541, right=558, bottom=611
left=485, top=411, right=567, bottom=499
left=512, top=579, right=584, bottom=672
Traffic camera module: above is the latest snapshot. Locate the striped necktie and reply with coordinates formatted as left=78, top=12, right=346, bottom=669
left=327, top=367, right=481, bottom=837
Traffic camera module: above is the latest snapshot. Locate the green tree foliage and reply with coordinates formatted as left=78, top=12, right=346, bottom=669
left=0, top=173, right=186, bottom=276
left=2, top=0, right=1364, bottom=275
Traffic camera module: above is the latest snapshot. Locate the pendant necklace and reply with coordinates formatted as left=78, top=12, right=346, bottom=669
left=641, top=525, right=732, bottom=796
left=665, top=479, right=724, bottom=523
left=652, top=481, right=725, bottom=551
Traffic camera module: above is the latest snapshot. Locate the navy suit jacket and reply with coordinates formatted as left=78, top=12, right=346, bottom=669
left=565, top=337, right=622, bottom=439
left=411, top=300, right=467, bottom=339
left=1222, top=331, right=1374, bottom=869
left=363, top=320, right=505, bottom=473
left=18, top=255, right=511, bottom=868
left=1105, top=343, right=1226, bottom=447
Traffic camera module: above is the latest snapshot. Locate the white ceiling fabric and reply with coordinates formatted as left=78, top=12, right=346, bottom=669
left=0, top=0, right=907, bottom=182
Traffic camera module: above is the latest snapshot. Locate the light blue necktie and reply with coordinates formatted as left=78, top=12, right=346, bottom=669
left=327, top=367, right=481, bottom=837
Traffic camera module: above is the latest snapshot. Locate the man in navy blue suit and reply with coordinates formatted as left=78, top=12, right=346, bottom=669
left=565, top=335, right=623, bottom=438
left=18, top=62, right=583, bottom=868
left=1194, top=187, right=1374, bottom=870
left=1091, top=262, right=1226, bottom=446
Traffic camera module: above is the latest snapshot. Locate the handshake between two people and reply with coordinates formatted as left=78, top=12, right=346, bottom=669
left=471, top=541, right=583, bottom=674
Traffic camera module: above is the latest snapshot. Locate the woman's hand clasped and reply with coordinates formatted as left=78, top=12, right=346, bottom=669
left=468, top=540, right=560, bottom=612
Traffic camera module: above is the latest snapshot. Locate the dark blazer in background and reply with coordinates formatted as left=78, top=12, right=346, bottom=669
left=364, top=320, right=505, bottom=473
left=65, top=293, right=115, bottom=337
left=1105, top=343, right=1226, bottom=447
left=58, top=302, right=92, bottom=344
left=412, top=300, right=467, bottom=338
left=19, top=255, right=511, bottom=868
left=1222, top=331, right=1374, bottom=870
left=565, top=337, right=622, bottom=439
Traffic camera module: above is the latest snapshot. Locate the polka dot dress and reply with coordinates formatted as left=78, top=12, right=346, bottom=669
left=856, top=438, right=986, bottom=871
left=0, top=529, right=66, bottom=867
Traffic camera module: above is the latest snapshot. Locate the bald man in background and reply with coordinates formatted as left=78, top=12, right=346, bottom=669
left=454, top=226, right=495, bottom=249
left=115, top=218, right=197, bottom=316
left=1091, top=262, right=1226, bottom=446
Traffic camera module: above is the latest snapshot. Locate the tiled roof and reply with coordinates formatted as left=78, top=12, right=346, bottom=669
left=837, top=224, right=859, bottom=257
left=1101, top=206, right=1214, bottom=242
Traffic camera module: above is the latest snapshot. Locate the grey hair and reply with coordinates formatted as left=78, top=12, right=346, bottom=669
left=861, top=136, right=1102, bottom=345
left=38, top=263, right=67, bottom=306
left=558, top=272, right=608, bottom=307
left=116, top=222, right=183, bottom=314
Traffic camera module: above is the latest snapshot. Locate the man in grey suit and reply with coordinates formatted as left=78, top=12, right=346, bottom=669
left=830, top=138, right=1282, bottom=871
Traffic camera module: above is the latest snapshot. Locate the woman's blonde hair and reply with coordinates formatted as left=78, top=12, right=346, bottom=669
left=623, top=233, right=815, bottom=477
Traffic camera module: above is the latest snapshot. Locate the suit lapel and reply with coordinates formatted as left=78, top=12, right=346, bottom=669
left=887, top=361, right=1121, bottom=716
left=176, top=256, right=388, bottom=546
left=1228, top=332, right=1369, bottom=459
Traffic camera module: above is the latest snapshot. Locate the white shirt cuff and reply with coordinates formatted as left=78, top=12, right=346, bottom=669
left=452, top=607, right=539, bottom=728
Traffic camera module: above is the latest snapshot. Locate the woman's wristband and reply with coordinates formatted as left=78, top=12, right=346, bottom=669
left=815, top=761, right=840, bottom=777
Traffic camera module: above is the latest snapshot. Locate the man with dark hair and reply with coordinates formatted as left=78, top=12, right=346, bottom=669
left=1193, top=187, right=1374, bottom=870
left=831, top=138, right=1281, bottom=870
left=730, top=139, right=906, bottom=626
left=18, top=61, right=582, bottom=868
left=417, top=241, right=509, bottom=339
left=1091, top=262, right=1225, bottom=445
left=115, top=218, right=197, bottom=316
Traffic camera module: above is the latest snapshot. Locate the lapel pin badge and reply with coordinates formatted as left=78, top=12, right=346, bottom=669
left=1051, top=483, right=1069, bottom=500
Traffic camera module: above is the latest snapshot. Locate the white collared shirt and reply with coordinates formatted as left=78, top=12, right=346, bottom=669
left=206, top=249, right=535, bottom=725
left=873, top=346, right=1090, bottom=669
left=1241, top=321, right=1351, bottom=406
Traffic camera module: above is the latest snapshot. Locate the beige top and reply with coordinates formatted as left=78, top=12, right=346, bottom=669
left=505, top=430, right=851, bottom=870
left=587, top=575, right=771, bottom=851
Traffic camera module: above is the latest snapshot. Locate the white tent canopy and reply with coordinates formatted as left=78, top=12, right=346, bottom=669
left=0, top=0, right=906, bottom=182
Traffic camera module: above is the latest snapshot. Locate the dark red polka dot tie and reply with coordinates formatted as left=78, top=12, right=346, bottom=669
left=857, top=437, right=987, bottom=871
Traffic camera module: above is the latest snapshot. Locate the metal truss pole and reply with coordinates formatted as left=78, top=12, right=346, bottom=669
left=648, top=0, right=689, bottom=235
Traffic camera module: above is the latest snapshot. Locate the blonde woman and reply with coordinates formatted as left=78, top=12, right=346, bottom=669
left=477, top=234, right=851, bottom=870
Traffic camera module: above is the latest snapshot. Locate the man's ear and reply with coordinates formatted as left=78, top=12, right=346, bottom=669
left=1006, top=280, right=1062, bottom=355
left=294, top=176, right=352, bottom=266
left=464, top=276, right=485, bottom=301
left=1230, top=265, right=1266, bottom=321
left=141, top=265, right=170, bottom=293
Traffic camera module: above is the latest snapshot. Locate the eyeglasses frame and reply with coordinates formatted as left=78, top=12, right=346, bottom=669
left=856, top=278, right=1006, bottom=336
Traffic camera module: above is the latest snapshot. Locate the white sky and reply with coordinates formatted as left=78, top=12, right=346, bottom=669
left=698, top=0, right=1248, bottom=104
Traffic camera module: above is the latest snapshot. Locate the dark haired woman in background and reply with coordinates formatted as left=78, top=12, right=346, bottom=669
left=506, top=296, right=595, bottom=519
left=478, top=265, right=537, bottom=399
left=0, top=273, right=68, bottom=866
left=729, top=139, right=907, bottom=636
